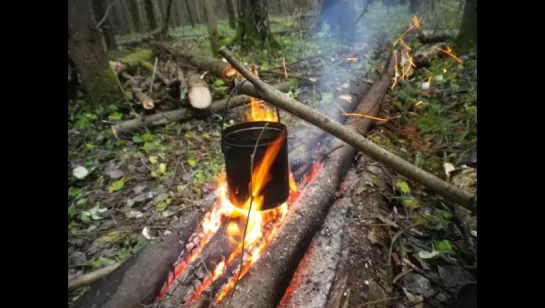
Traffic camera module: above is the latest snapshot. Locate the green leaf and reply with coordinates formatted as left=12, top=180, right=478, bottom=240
left=156, top=198, right=171, bottom=212
left=86, top=143, right=96, bottom=150
left=395, top=180, right=411, bottom=194
left=141, top=132, right=154, bottom=142
left=260, top=62, right=270, bottom=70
left=116, top=140, right=127, bottom=147
left=188, top=157, right=197, bottom=167
left=97, top=176, right=104, bottom=187
left=97, top=231, right=123, bottom=243
left=435, top=240, right=452, bottom=253
left=149, top=155, right=159, bottom=164
left=68, top=187, right=82, bottom=197
left=109, top=177, right=125, bottom=193
left=76, top=198, right=88, bottom=205
left=418, top=250, right=440, bottom=259
left=132, top=235, right=150, bottom=254
left=132, top=135, right=143, bottom=143
left=108, top=112, right=123, bottom=121
left=177, top=185, right=186, bottom=192
left=214, top=79, right=226, bottom=87
left=68, top=204, right=76, bottom=217
left=159, top=163, right=167, bottom=174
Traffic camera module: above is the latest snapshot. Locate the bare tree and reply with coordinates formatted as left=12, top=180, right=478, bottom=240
left=127, top=0, right=143, bottom=32
left=204, top=0, right=220, bottom=53
left=143, top=0, right=158, bottom=30
left=235, top=0, right=278, bottom=52
left=184, top=0, right=196, bottom=27
left=193, top=0, right=202, bottom=23
left=454, top=0, right=477, bottom=53
left=161, top=0, right=174, bottom=37
left=93, top=0, right=118, bottom=50
left=68, top=0, right=125, bottom=105
left=225, top=0, right=236, bottom=29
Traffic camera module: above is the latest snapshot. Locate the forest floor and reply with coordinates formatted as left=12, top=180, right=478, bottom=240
left=68, top=3, right=476, bottom=307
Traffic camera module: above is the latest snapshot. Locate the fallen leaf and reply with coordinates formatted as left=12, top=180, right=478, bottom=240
left=308, top=77, right=318, bottom=82
left=126, top=210, right=144, bottom=219
left=403, top=287, right=424, bottom=308
left=108, top=177, right=125, bottom=193
left=73, top=166, right=89, bottom=179
left=188, top=158, right=197, bottom=167
left=395, top=180, right=411, bottom=194
left=421, top=82, right=430, bottom=90
left=159, top=163, right=167, bottom=174
left=142, top=227, right=155, bottom=240
left=338, top=95, right=353, bottom=102
left=435, top=240, right=452, bottom=253
left=418, top=250, right=440, bottom=259
left=149, top=156, right=159, bottom=164
left=105, top=164, right=125, bottom=179
left=164, top=230, right=173, bottom=235
left=97, top=231, right=123, bottom=243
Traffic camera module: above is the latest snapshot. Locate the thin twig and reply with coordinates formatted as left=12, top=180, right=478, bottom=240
left=227, top=122, right=270, bottom=308
left=355, top=296, right=403, bottom=307
left=96, top=0, right=119, bottom=29
left=149, top=57, right=158, bottom=96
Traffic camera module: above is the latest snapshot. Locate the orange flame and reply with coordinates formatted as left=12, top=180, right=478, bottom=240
left=433, top=46, right=463, bottom=64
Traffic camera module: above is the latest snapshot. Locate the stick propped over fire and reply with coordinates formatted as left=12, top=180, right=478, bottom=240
left=155, top=67, right=321, bottom=307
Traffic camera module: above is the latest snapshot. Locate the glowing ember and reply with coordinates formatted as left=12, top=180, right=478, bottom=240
left=346, top=57, right=358, bottom=62
left=433, top=46, right=463, bottom=64
left=392, top=50, right=399, bottom=89
left=343, top=112, right=388, bottom=122
left=338, top=95, right=353, bottom=102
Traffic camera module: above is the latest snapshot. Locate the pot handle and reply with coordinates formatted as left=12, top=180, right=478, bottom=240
left=220, top=80, right=281, bottom=150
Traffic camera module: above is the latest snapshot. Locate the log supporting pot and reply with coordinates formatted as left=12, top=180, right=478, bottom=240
left=221, top=121, right=289, bottom=211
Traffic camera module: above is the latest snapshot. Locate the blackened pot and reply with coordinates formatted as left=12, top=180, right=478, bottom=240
left=222, top=121, right=289, bottom=211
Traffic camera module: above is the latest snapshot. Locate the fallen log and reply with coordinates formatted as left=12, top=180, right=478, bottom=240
left=111, top=82, right=291, bottom=136
left=68, top=262, right=121, bottom=291
left=417, top=30, right=459, bottom=44
left=413, top=42, right=449, bottom=67
left=214, top=54, right=391, bottom=308
left=72, top=193, right=218, bottom=308
left=219, top=47, right=476, bottom=212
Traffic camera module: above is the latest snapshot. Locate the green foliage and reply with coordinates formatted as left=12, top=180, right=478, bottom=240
left=108, top=177, right=125, bottom=193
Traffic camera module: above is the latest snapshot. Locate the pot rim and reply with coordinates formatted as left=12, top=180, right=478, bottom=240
left=222, top=121, right=287, bottom=148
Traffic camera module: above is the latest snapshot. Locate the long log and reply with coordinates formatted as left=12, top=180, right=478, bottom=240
left=72, top=193, right=218, bottom=308
left=417, top=29, right=459, bottom=44
left=214, top=55, right=392, bottom=308
left=218, top=47, right=476, bottom=212
left=110, top=82, right=291, bottom=136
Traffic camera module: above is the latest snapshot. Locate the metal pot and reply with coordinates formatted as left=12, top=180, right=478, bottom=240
left=221, top=121, right=289, bottom=211
left=455, top=282, right=477, bottom=308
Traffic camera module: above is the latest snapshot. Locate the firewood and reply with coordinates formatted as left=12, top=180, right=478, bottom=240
left=413, top=43, right=449, bottom=67
left=417, top=29, right=459, bottom=44
left=121, top=73, right=154, bottom=109
left=187, top=72, right=212, bottom=109
left=218, top=47, right=475, bottom=211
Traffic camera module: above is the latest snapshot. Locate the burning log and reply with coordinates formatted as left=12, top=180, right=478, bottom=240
left=72, top=194, right=218, bottom=308
left=218, top=47, right=476, bottom=211
left=110, top=82, right=291, bottom=136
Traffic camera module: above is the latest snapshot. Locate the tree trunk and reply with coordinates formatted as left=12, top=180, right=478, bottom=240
left=68, top=0, right=125, bottom=106
left=235, top=0, right=279, bottom=52
left=143, top=0, right=158, bottom=30
left=409, top=0, right=421, bottom=13
left=225, top=0, right=236, bottom=29
left=193, top=0, right=202, bottom=23
left=184, top=0, right=196, bottom=27
left=93, top=0, right=118, bottom=50
left=204, top=0, right=220, bottom=54
left=127, top=0, right=143, bottom=32
left=162, top=0, right=174, bottom=37
left=314, top=0, right=356, bottom=43
left=454, top=0, right=477, bottom=54
left=113, top=0, right=131, bottom=34
left=170, top=0, right=181, bottom=27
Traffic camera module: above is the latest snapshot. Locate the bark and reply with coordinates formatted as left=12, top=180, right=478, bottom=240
left=225, top=0, right=236, bottom=29
left=127, top=0, right=143, bottom=32
left=113, top=0, right=131, bottom=34
left=193, top=0, right=203, bottom=23
left=454, top=0, right=477, bottom=54
left=162, top=0, right=174, bottom=37
left=72, top=194, right=218, bottom=308
left=110, top=82, right=291, bottom=136
left=69, top=0, right=125, bottom=106
left=170, top=0, right=181, bottom=27
left=219, top=47, right=476, bottom=211
left=185, top=0, right=196, bottom=27
left=204, top=0, right=220, bottom=54
left=144, top=0, right=158, bottom=30
left=235, top=0, right=279, bottom=52
left=93, top=0, right=118, bottom=50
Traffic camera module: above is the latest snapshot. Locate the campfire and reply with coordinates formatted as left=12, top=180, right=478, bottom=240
left=155, top=82, right=323, bottom=306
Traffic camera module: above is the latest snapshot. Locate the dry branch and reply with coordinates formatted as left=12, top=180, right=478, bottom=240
left=218, top=47, right=476, bottom=212
left=72, top=194, right=218, bottom=308
left=121, top=73, right=154, bottom=109
left=68, top=263, right=121, bottom=291
left=417, top=30, right=459, bottom=44
left=110, top=82, right=291, bottom=136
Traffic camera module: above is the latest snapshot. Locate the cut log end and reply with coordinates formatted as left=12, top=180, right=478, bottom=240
left=188, top=86, right=212, bottom=109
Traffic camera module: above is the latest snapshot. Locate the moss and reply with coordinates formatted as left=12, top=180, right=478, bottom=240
left=88, top=68, right=126, bottom=106
left=120, top=49, right=155, bottom=69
